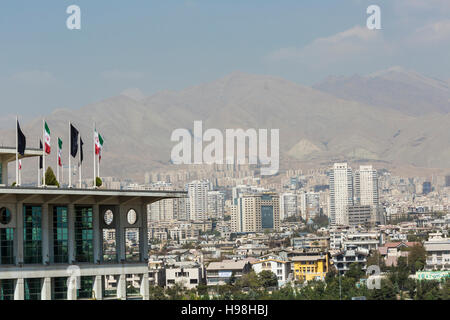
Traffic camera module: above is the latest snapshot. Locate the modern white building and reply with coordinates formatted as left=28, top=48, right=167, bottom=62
left=186, top=180, right=212, bottom=221
left=329, top=163, right=353, bottom=225
left=280, top=192, right=298, bottom=221
left=252, top=255, right=291, bottom=287
left=300, top=192, right=320, bottom=221
left=207, top=191, right=225, bottom=220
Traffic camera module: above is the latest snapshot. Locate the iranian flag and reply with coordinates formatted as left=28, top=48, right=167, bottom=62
left=44, top=121, right=51, bottom=154
left=95, top=130, right=104, bottom=155
left=58, top=138, right=63, bottom=167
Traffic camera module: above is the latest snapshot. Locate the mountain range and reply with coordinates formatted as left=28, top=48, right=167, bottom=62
left=2, top=67, right=450, bottom=183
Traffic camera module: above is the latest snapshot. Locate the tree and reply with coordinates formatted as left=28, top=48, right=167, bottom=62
left=148, top=286, right=166, bottom=300
left=235, top=271, right=261, bottom=290
left=407, top=244, right=426, bottom=273
left=258, top=271, right=278, bottom=288
left=44, top=167, right=59, bottom=187
left=95, top=177, right=103, bottom=187
left=367, top=250, right=386, bottom=271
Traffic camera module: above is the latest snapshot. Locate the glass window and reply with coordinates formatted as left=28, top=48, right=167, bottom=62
left=25, top=278, right=41, bottom=300
left=53, top=206, right=68, bottom=263
left=0, top=228, right=14, bottom=265
left=0, top=207, right=12, bottom=225
left=23, top=206, right=42, bottom=264
left=102, top=229, right=117, bottom=262
left=125, top=228, right=140, bottom=262
left=52, top=277, right=68, bottom=300
left=77, top=276, right=93, bottom=299
left=0, top=279, right=14, bottom=300
left=75, top=207, right=93, bottom=263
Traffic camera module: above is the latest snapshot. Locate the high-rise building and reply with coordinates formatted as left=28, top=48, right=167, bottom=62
left=329, top=163, right=353, bottom=225
left=186, top=180, right=212, bottom=221
left=354, top=165, right=383, bottom=225
left=422, top=181, right=432, bottom=195
left=207, top=191, right=225, bottom=219
left=148, top=182, right=175, bottom=222
left=280, top=193, right=298, bottom=221
left=231, top=193, right=280, bottom=233
left=300, top=192, right=320, bottom=221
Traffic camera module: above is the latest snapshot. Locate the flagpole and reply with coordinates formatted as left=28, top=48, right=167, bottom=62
left=79, top=134, right=82, bottom=188
left=42, top=119, right=46, bottom=186
left=69, top=122, right=72, bottom=188
left=57, top=138, right=59, bottom=184
left=93, top=122, right=96, bottom=188
left=16, top=116, right=19, bottom=187
left=37, top=140, right=40, bottom=187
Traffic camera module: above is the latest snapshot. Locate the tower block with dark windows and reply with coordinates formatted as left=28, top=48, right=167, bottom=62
left=0, top=149, right=186, bottom=300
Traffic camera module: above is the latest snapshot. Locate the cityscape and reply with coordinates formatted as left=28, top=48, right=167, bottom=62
left=0, top=0, right=450, bottom=307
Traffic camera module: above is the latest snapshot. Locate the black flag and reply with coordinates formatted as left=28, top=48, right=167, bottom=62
left=39, top=140, right=43, bottom=169
left=17, top=121, right=26, bottom=156
left=80, top=138, right=84, bottom=163
left=70, top=124, right=79, bottom=158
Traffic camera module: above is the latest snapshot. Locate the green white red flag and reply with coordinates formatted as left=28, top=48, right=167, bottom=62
left=58, top=138, right=63, bottom=167
left=44, top=121, right=51, bottom=154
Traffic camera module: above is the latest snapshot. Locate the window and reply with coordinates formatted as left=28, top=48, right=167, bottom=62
left=167, top=279, right=175, bottom=284
left=125, top=228, right=140, bottom=262
left=0, top=279, right=14, bottom=300
left=127, top=209, right=137, bottom=225
left=53, top=206, right=68, bottom=263
left=75, top=207, right=93, bottom=263
left=104, top=210, right=114, bottom=225
left=0, top=207, right=11, bottom=225
left=52, top=277, right=68, bottom=300
left=25, top=278, right=41, bottom=300
left=23, top=206, right=42, bottom=264
left=190, top=279, right=198, bottom=284
left=77, top=276, right=94, bottom=299
left=0, top=228, right=14, bottom=265
left=103, top=229, right=117, bottom=262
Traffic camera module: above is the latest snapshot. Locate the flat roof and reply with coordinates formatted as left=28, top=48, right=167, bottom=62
left=0, top=147, right=43, bottom=162
left=0, top=186, right=187, bottom=205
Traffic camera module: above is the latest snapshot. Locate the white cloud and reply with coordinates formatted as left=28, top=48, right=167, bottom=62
left=407, top=20, right=450, bottom=45
left=266, top=26, right=390, bottom=67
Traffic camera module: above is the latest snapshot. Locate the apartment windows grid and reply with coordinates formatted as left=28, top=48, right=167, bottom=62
left=0, top=228, right=14, bottom=265
left=53, top=206, right=69, bottom=263
left=24, top=278, right=41, bottom=300
left=75, top=206, right=94, bottom=263
left=0, top=279, right=14, bottom=300
left=23, top=205, right=42, bottom=264
left=52, top=277, right=68, bottom=300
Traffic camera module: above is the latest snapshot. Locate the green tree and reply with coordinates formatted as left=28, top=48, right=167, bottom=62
left=148, top=286, right=166, bottom=300
left=407, top=244, right=426, bottom=273
left=44, top=167, right=59, bottom=187
left=95, top=177, right=103, bottom=187
left=258, top=271, right=278, bottom=288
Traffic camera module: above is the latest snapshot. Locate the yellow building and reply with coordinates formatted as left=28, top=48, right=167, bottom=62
left=291, top=253, right=329, bottom=281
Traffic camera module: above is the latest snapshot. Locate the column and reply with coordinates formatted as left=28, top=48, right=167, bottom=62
left=67, top=277, right=77, bottom=300
left=14, top=278, right=24, bottom=300
left=0, top=159, right=8, bottom=185
left=68, top=204, right=75, bottom=263
left=93, top=275, right=103, bottom=300
left=92, top=204, right=101, bottom=263
left=41, top=277, right=51, bottom=300
left=15, top=202, right=24, bottom=264
left=42, top=204, right=50, bottom=264
left=117, top=274, right=127, bottom=300
left=140, top=204, right=149, bottom=262
left=117, top=207, right=125, bottom=262
left=140, top=273, right=149, bottom=300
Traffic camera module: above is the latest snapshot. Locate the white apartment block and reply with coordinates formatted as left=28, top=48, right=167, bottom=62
left=329, top=163, right=353, bottom=225
left=186, top=180, right=212, bottom=221
left=252, top=255, right=291, bottom=287
left=280, top=192, right=298, bottom=221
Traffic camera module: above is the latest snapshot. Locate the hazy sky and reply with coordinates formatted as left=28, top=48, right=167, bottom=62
left=0, top=0, right=449, bottom=121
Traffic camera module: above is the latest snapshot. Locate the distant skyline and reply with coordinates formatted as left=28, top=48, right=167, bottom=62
left=1, top=0, right=450, bottom=120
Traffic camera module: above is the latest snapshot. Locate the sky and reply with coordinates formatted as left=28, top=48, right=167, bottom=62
left=0, top=0, right=449, bottom=122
